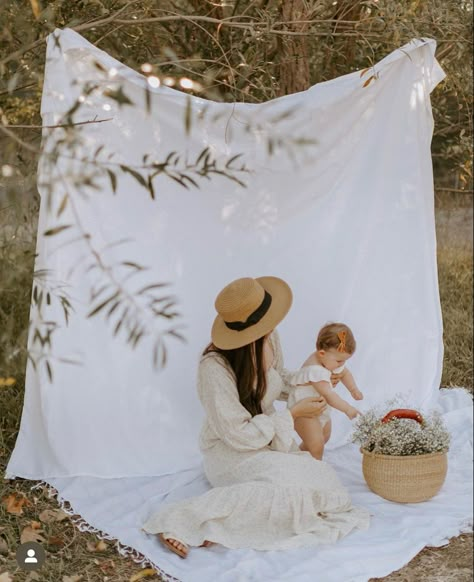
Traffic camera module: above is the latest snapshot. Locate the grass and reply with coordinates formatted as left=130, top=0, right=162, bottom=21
left=438, top=246, right=473, bottom=388
left=0, top=196, right=472, bottom=581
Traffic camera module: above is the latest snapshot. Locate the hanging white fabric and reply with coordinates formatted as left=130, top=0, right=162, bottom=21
left=7, top=30, right=447, bottom=480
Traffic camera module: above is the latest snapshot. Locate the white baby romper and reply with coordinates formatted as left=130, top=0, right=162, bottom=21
left=287, top=364, right=345, bottom=426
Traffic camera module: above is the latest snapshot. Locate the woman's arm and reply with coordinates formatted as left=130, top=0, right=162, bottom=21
left=269, top=329, right=295, bottom=402
left=197, top=355, right=295, bottom=453
left=312, top=380, right=360, bottom=419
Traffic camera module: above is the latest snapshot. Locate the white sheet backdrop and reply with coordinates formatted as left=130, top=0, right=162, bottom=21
left=5, top=29, right=472, bottom=582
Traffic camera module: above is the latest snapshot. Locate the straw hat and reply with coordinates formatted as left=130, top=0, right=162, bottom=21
left=211, top=276, right=293, bottom=349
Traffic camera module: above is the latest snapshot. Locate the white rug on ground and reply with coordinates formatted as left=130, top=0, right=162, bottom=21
left=44, top=389, right=472, bottom=582
left=5, top=28, right=472, bottom=581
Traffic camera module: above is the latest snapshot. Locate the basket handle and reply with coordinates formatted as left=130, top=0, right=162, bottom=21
left=381, top=408, right=424, bottom=425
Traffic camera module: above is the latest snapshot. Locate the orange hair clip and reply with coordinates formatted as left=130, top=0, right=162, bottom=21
left=337, top=331, right=347, bottom=353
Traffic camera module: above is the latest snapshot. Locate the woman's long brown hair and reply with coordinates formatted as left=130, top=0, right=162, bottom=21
left=202, top=335, right=268, bottom=417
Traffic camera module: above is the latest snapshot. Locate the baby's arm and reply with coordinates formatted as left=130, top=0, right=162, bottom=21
left=339, top=369, right=363, bottom=400
left=312, top=380, right=360, bottom=420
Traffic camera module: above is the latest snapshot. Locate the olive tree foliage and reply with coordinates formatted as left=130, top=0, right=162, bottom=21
left=0, top=0, right=472, bottom=381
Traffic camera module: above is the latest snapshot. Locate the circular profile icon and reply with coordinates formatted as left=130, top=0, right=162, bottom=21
left=16, top=541, right=46, bottom=571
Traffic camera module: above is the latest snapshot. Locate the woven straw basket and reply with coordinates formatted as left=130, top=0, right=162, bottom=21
left=361, top=449, right=448, bottom=503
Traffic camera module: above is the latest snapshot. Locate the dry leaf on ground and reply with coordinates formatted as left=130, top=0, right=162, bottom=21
left=129, top=569, right=157, bottom=581
left=86, top=540, right=108, bottom=552
left=39, top=508, right=68, bottom=523
left=30, top=521, right=42, bottom=530
left=2, top=493, right=31, bottom=515
left=0, top=573, right=13, bottom=582
left=62, top=576, right=83, bottom=582
left=47, top=535, right=65, bottom=547
left=20, top=525, right=46, bottom=544
left=0, top=538, right=8, bottom=555
left=98, top=559, right=115, bottom=574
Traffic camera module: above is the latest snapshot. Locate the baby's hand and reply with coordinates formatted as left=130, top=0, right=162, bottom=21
left=350, top=388, right=364, bottom=401
left=345, top=406, right=361, bottom=420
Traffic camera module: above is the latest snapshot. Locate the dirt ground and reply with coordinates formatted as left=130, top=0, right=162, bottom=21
left=371, top=534, right=473, bottom=581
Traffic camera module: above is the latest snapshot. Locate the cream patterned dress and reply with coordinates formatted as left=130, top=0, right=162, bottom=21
left=143, top=330, right=370, bottom=550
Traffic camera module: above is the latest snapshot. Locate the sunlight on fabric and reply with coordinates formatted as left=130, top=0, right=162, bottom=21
left=410, top=80, right=425, bottom=110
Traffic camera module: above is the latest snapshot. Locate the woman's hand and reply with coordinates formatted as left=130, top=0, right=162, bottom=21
left=330, top=371, right=344, bottom=387
left=290, top=397, right=327, bottom=420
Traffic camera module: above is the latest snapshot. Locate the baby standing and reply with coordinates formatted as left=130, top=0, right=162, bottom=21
left=287, top=323, right=363, bottom=460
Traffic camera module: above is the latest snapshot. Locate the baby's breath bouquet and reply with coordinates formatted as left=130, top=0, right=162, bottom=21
left=353, top=397, right=450, bottom=502
left=352, top=397, right=450, bottom=456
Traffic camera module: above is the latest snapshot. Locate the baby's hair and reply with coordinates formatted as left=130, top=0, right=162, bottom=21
left=316, top=323, right=356, bottom=354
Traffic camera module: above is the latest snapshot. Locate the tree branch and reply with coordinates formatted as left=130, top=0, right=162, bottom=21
left=3, top=118, right=113, bottom=130
left=0, top=12, right=386, bottom=68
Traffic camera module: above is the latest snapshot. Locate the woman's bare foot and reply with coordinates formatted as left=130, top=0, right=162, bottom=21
left=162, top=535, right=189, bottom=557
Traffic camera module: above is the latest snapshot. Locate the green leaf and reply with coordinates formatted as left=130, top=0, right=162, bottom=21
left=106, top=300, right=121, bottom=319
left=62, top=304, right=69, bottom=325
left=120, top=165, right=147, bottom=188
left=168, top=174, right=189, bottom=189
left=180, top=174, right=199, bottom=189
left=153, top=339, right=167, bottom=369
left=93, top=60, right=107, bottom=73
left=137, top=283, right=169, bottom=295
left=121, top=261, right=145, bottom=270
left=107, top=169, right=117, bottom=193
left=184, top=95, right=192, bottom=135
left=43, top=225, right=73, bottom=236
left=168, top=329, right=186, bottom=342
left=103, top=86, right=134, bottom=107
left=87, top=291, right=121, bottom=318
left=195, top=147, right=210, bottom=166
left=57, top=357, right=82, bottom=366
left=147, top=175, right=155, bottom=200
left=56, top=194, right=68, bottom=218
left=113, top=307, right=129, bottom=336
left=27, top=352, right=37, bottom=372
left=90, top=284, right=110, bottom=301
left=225, top=154, right=243, bottom=168
left=145, top=85, right=152, bottom=115
left=45, top=360, right=53, bottom=382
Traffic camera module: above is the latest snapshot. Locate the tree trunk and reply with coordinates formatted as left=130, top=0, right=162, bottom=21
left=277, top=0, right=310, bottom=96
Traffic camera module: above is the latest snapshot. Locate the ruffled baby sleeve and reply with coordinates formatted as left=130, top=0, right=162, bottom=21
left=198, top=355, right=295, bottom=453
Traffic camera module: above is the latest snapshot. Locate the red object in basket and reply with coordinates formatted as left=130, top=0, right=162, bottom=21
left=381, top=408, right=424, bottom=425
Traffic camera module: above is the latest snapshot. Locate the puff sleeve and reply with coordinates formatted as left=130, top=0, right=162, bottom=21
left=288, top=364, right=332, bottom=386
left=197, top=354, right=295, bottom=453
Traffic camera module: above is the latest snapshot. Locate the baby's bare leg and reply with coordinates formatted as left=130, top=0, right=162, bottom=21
left=323, top=419, right=332, bottom=444
left=294, top=417, right=325, bottom=460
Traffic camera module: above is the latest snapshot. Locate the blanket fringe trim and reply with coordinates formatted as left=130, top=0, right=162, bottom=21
left=30, top=480, right=182, bottom=582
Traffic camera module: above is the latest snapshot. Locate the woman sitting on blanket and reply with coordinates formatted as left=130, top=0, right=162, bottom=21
left=143, top=276, right=370, bottom=558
